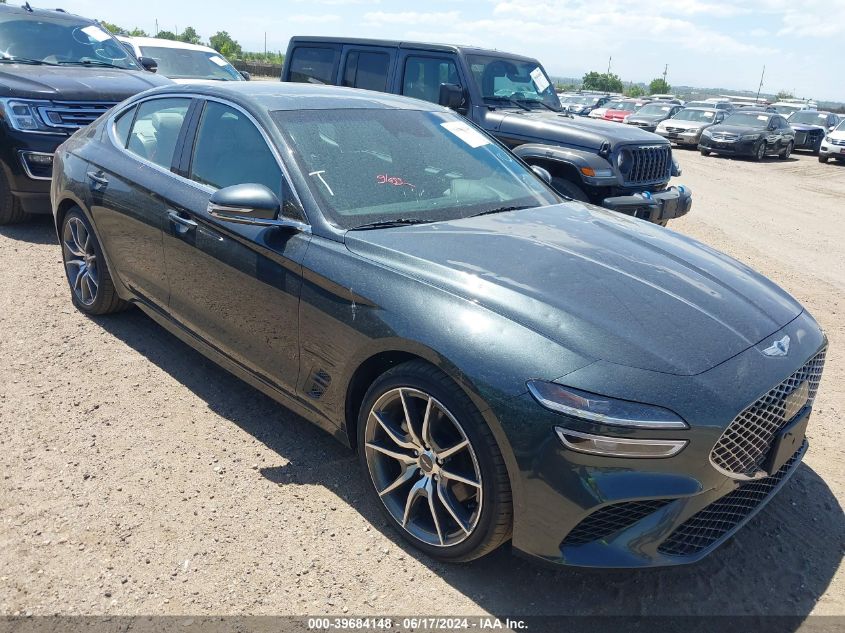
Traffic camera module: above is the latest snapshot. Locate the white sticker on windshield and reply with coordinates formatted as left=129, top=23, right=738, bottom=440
left=441, top=121, right=490, bottom=148
left=704, top=111, right=715, bottom=116
left=529, top=67, right=550, bottom=93
left=81, top=25, right=111, bottom=42
left=757, top=115, right=769, bottom=121
left=209, top=55, right=227, bottom=67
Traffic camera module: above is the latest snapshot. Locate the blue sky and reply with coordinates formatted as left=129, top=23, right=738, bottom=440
left=62, top=0, right=844, bottom=101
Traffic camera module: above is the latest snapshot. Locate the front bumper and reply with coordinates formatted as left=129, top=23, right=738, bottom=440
left=698, top=136, right=758, bottom=156
left=656, top=129, right=702, bottom=145
left=0, top=127, right=65, bottom=215
left=495, top=312, right=826, bottom=568
left=793, top=130, right=824, bottom=151
left=820, top=140, right=845, bottom=159
left=602, top=185, right=692, bottom=223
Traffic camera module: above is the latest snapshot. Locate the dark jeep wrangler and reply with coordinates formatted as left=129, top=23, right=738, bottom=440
left=0, top=4, right=170, bottom=224
left=281, top=37, right=692, bottom=224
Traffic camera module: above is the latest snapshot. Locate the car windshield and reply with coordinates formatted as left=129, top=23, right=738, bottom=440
left=271, top=108, right=561, bottom=230
left=139, top=45, right=241, bottom=80
left=466, top=54, right=561, bottom=111
left=636, top=104, right=673, bottom=115
left=837, top=120, right=845, bottom=132
left=789, top=111, right=827, bottom=125
left=773, top=104, right=803, bottom=115
left=673, top=109, right=717, bottom=122
left=723, top=112, right=771, bottom=128
left=0, top=13, right=137, bottom=68
left=604, top=100, right=628, bottom=110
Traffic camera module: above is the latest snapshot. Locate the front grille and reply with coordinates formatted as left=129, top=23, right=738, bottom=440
left=658, top=444, right=804, bottom=557
left=711, top=132, right=739, bottom=141
left=665, top=126, right=686, bottom=133
left=562, top=499, right=673, bottom=546
left=831, top=138, right=845, bottom=146
left=710, top=348, right=826, bottom=478
left=36, top=101, right=117, bottom=130
left=795, top=132, right=807, bottom=145
left=623, top=145, right=672, bottom=185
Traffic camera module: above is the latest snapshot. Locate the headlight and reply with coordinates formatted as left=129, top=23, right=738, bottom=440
left=741, top=133, right=762, bottom=141
left=0, top=98, right=54, bottom=133
left=617, top=148, right=633, bottom=175
left=825, top=136, right=833, bottom=143
left=527, top=381, right=688, bottom=429
left=554, top=428, right=687, bottom=458
left=701, top=129, right=713, bottom=138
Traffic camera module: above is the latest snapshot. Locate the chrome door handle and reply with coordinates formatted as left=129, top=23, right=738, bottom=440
left=168, top=210, right=198, bottom=233
left=86, top=171, right=108, bottom=186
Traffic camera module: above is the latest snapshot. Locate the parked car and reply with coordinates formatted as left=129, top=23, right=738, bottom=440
left=117, top=36, right=248, bottom=83
left=0, top=4, right=171, bottom=225
left=602, top=99, right=649, bottom=123
left=52, top=81, right=827, bottom=568
left=684, top=100, right=733, bottom=112
left=559, top=94, right=610, bottom=116
left=771, top=100, right=816, bottom=116
left=786, top=110, right=841, bottom=154
left=819, top=119, right=845, bottom=164
left=281, top=37, right=691, bottom=225
left=698, top=111, right=795, bottom=160
left=655, top=107, right=726, bottom=146
left=624, top=102, right=684, bottom=132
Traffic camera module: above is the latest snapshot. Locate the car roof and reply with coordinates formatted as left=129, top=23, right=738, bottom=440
left=143, top=81, right=448, bottom=112
left=682, top=106, right=719, bottom=111
left=288, top=36, right=541, bottom=64
left=0, top=4, right=92, bottom=22
left=118, top=36, right=220, bottom=54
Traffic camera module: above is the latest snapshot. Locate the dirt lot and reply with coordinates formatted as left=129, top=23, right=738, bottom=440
left=1, top=150, right=843, bottom=619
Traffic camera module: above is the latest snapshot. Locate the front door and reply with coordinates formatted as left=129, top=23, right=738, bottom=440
left=162, top=99, right=309, bottom=396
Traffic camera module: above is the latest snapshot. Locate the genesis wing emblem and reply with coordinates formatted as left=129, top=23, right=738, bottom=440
left=763, top=335, right=790, bottom=357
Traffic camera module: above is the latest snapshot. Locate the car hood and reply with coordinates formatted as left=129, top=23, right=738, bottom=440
left=345, top=204, right=802, bottom=376
left=789, top=123, right=825, bottom=132
left=0, top=64, right=172, bottom=101
left=661, top=120, right=708, bottom=130
left=628, top=114, right=665, bottom=124
left=707, top=124, right=766, bottom=135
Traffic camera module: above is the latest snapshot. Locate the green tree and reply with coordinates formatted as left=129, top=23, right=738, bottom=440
left=127, top=28, right=149, bottom=37
left=776, top=89, right=794, bottom=100
left=156, top=30, right=178, bottom=41
left=178, top=26, right=202, bottom=45
left=649, top=77, right=671, bottom=95
left=100, top=21, right=125, bottom=35
left=625, top=84, right=646, bottom=97
left=209, top=31, right=242, bottom=59
left=582, top=71, right=624, bottom=93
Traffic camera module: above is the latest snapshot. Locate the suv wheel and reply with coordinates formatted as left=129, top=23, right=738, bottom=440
left=61, top=208, right=127, bottom=315
left=550, top=177, right=589, bottom=202
left=779, top=142, right=793, bottom=160
left=819, top=155, right=829, bottom=164
left=358, top=360, right=512, bottom=562
left=0, top=168, right=31, bottom=225
left=753, top=141, right=767, bottom=161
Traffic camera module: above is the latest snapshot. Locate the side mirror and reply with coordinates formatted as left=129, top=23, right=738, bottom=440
left=531, top=165, right=552, bottom=185
left=208, top=183, right=280, bottom=224
left=138, top=56, right=158, bottom=73
left=438, top=83, right=463, bottom=111
left=240, top=70, right=251, bottom=81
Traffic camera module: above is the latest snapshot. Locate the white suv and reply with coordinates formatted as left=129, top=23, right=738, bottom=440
left=819, top=119, right=845, bottom=164
left=117, top=36, right=246, bottom=83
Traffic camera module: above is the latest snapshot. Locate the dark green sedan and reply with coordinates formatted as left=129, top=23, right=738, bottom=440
left=51, top=82, right=828, bottom=567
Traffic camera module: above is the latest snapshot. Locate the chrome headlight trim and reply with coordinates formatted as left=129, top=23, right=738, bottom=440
left=555, top=428, right=688, bottom=458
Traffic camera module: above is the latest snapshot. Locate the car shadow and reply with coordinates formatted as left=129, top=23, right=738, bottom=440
left=90, top=308, right=844, bottom=623
left=0, top=214, right=57, bottom=245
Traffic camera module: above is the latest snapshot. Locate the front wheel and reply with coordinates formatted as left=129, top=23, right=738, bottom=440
left=358, top=360, right=512, bottom=562
left=699, top=149, right=711, bottom=156
left=0, top=168, right=30, bottom=225
left=779, top=142, right=793, bottom=160
left=753, top=141, right=767, bottom=161
left=819, top=155, right=829, bottom=164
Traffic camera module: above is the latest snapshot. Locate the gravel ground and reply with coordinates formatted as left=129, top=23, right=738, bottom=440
left=1, top=150, right=843, bottom=618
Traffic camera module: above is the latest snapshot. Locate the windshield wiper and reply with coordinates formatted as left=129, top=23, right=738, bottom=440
left=469, top=205, right=534, bottom=218
left=57, top=60, right=123, bottom=68
left=518, top=98, right=561, bottom=113
left=483, top=96, right=531, bottom=112
left=0, top=56, right=55, bottom=65
left=350, top=218, right=431, bottom=230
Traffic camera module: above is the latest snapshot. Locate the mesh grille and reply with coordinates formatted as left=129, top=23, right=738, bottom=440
left=710, top=348, right=826, bottom=478
left=562, top=500, right=673, bottom=546
left=623, top=145, right=672, bottom=185
left=658, top=444, right=804, bottom=557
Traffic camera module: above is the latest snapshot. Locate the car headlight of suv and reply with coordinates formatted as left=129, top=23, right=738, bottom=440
left=0, top=98, right=54, bottom=133
left=741, top=133, right=762, bottom=141
left=825, top=136, right=833, bottom=144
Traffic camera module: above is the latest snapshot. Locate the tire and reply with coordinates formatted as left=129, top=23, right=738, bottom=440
left=60, top=208, right=128, bottom=315
left=753, top=141, right=767, bottom=161
left=779, top=142, right=793, bottom=160
left=0, top=168, right=31, bottom=225
left=819, top=155, right=829, bottom=164
left=357, top=360, right=513, bottom=562
left=550, top=177, right=589, bottom=203
left=699, top=149, right=711, bottom=156
left=656, top=219, right=669, bottom=227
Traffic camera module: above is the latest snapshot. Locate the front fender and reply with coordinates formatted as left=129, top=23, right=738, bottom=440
left=513, top=143, right=619, bottom=187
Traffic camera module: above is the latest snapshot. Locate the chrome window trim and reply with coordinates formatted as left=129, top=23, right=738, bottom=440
left=18, top=150, right=54, bottom=181
left=105, top=92, right=308, bottom=222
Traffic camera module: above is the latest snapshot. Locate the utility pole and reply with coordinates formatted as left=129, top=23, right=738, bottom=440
left=155, top=19, right=158, bottom=36
left=755, top=65, right=766, bottom=104
left=264, top=32, right=267, bottom=57
left=607, top=56, right=612, bottom=75
left=663, top=63, right=668, bottom=85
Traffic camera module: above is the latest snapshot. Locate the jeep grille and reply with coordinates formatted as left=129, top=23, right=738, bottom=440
left=623, top=145, right=672, bottom=185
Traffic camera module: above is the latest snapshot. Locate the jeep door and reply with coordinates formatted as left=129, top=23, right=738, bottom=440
left=340, top=45, right=395, bottom=93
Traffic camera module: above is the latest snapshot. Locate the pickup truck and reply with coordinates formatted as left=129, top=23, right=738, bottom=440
left=281, top=37, right=692, bottom=225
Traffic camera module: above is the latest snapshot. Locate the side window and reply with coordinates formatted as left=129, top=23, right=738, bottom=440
left=402, top=56, right=460, bottom=104
left=113, top=105, right=136, bottom=148
left=342, top=50, right=389, bottom=92
left=126, top=98, right=191, bottom=169
left=289, top=46, right=338, bottom=84
left=190, top=101, right=282, bottom=196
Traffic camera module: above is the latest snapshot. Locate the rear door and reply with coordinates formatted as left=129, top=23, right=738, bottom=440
left=340, top=45, right=395, bottom=93
left=86, top=96, right=195, bottom=309
left=161, top=98, right=310, bottom=396
left=284, top=42, right=341, bottom=85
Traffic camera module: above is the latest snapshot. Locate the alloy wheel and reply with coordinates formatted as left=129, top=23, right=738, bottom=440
left=364, top=387, right=483, bottom=547
left=756, top=142, right=766, bottom=160
left=62, top=217, right=99, bottom=306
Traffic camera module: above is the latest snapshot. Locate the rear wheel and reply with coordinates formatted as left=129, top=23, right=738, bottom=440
left=779, top=142, right=793, bottom=160
left=0, top=168, right=30, bottom=225
left=358, top=360, right=512, bottom=562
left=61, top=208, right=128, bottom=315
left=753, top=141, right=767, bottom=161
left=550, top=177, right=589, bottom=202
left=699, top=149, right=711, bottom=156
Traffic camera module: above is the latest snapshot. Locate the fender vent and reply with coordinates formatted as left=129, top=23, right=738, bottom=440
left=307, top=370, right=332, bottom=399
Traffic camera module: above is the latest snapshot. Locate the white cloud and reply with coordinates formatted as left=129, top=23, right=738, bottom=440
left=363, top=11, right=461, bottom=26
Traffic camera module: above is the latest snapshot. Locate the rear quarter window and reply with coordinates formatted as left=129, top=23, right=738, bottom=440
left=289, top=46, right=339, bottom=84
